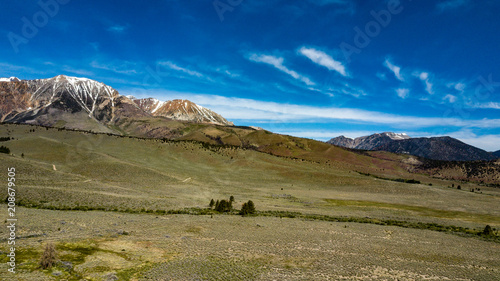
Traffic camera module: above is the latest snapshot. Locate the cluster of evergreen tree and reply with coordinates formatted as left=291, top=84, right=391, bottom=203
left=209, top=196, right=235, bottom=212
left=240, top=200, right=256, bottom=216
left=0, top=145, right=10, bottom=154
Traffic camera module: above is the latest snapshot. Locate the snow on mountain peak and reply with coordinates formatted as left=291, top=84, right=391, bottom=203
left=382, top=132, right=410, bottom=140
left=0, top=77, right=20, bottom=82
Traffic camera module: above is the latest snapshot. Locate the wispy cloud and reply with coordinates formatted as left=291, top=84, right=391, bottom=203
left=0, top=62, right=48, bottom=76
left=305, top=0, right=355, bottom=14
left=248, top=53, right=315, bottom=86
left=415, top=72, right=434, bottom=94
left=396, top=88, right=409, bottom=99
left=447, top=82, right=466, bottom=93
left=447, top=129, right=500, bottom=151
left=327, top=83, right=366, bottom=98
left=443, top=94, right=457, bottom=103
left=217, top=68, right=240, bottom=78
left=299, top=47, right=348, bottom=77
left=61, top=66, right=94, bottom=77
left=122, top=89, right=500, bottom=130
left=384, top=59, right=404, bottom=81
left=472, top=102, right=500, bottom=109
left=376, top=72, right=387, bottom=81
left=91, top=60, right=139, bottom=75
left=437, top=0, right=470, bottom=11
left=107, top=24, right=129, bottom=33
left=158, top=61, right=204, bottom=78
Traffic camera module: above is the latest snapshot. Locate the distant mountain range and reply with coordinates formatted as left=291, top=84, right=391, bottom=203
left=328, top=132, right=410, bottom=150
left=0, top=75, right=232, bottom=132
left=328, top=132, right=498, bottom=161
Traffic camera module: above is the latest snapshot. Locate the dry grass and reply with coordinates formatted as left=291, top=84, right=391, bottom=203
left=0, top=123, right=499, bottom=280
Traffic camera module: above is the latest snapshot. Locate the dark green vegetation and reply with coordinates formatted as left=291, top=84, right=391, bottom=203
left=357, top=171, right=421, bottom=184
left=1, top=123, right=499, bottom=280
left=240, top=200, right=256, bottom=216
left=0, top=145, right=10, bottom=154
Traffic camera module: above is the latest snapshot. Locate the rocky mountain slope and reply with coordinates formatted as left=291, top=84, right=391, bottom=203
left=328, top=132, right=410, bottom=150
left=0, top=75, right=232, bottom=131
left=130, top=97, right=233, bottom=126
left=375, top=136, right=496, bottom=161
left=493, top=150, right=500, bottom=158
left=328, top=132, right=496, bottom=161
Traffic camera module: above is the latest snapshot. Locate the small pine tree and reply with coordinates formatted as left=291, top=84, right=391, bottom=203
left=40, top=243, right=57, bottom=269
left=209, top=199, right=215, bottom=209
left=246, top=200, right=255, bottom=214
left=483, top=225, right=494, bottom=236
left=240, top=200, right=256, bottom=216
left=229, top=196, right=235, bottom=203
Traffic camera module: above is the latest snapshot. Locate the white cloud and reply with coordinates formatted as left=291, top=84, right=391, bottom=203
left=0, top=62, right=47, bottom=76
left=437, top=0, right=470, bottom=11
left=158, top=61, right=204, bottom=78
left=121, top=89, right=500, bottom=130
left=447, top=129, right=500, bottom=151
left=61, top=66, right=94, bottom=77
left=425, top=81, right=433, bottom=94
left=384, top=59, right=404, bottom=81
left=472, top=102, right=500, bottom=109
left=327, top=83, right=366, bottom=98
left=396, top=88, right=409, bottom=99
left=415, top=71, right=434, bottom=94
left=91, top=60, right=139, bottom=75
left=299, top=47, right=348, bottom=77
left=248, top=53, right=315, bottom=86
left=107, top=24, right=129, bottom=33
left=455, top=83, right=466, bottom=92
left=212, top=66, right=241, bottom=79
left=443, top=94, right=457, bottom=103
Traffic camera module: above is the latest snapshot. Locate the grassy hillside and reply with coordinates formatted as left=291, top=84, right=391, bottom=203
left=0, top=123, right=499, bottom=280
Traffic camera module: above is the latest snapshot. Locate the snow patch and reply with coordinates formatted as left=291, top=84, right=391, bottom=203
left=0, top=77, right=20, bottom=82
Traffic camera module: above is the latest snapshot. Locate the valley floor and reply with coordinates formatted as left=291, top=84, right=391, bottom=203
left=0, top=208, right=499, bottom=281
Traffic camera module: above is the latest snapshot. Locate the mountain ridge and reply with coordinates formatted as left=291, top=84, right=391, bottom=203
left=0, top=75, right=232, bottom=130
left=328, top=132, right=496, bottom=161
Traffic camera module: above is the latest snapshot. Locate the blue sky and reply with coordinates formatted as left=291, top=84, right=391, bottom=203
left=1, top=0, right=500, bottom=151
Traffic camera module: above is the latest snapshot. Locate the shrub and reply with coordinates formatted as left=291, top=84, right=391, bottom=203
left=240, top=200, right=256, bottom=216
left=483, top=225, right=494, bottom=236
left=0, top=145, right=10, bottom=154
left=40, top=243, right=57, bottom=269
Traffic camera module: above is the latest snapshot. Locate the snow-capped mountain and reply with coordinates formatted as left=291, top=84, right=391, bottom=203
left=328, top=132, right=410, bottom=150
left=0, top=75, right=233, bottom=131
left=328, top=132, right=496, bottom=161
left=0, top=75, right=132, bottom=131
left=131, top=97, right=233, bottom=126
left=0, top=77, right=20, bottom=82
